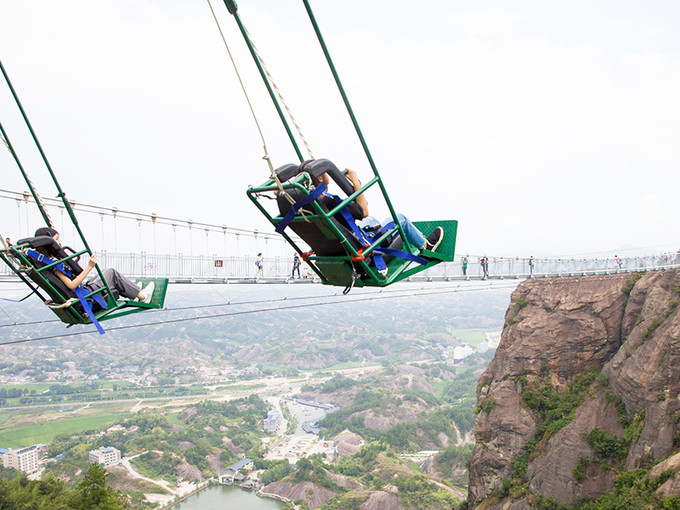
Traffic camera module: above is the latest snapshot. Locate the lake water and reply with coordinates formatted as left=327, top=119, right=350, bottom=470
left=174, top=485, right=284, bottom=509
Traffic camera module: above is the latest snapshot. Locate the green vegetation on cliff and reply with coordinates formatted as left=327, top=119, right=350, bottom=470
left=535, top=467, right=680, bottom=510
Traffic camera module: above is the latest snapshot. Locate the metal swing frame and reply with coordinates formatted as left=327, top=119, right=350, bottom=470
left=247, top=172, right=457, bottom=288
left=0, top=241, right=166, bottom=326
left=227, top=0, right=457, bottom=288
left=0, top=60, right=168, bottom=330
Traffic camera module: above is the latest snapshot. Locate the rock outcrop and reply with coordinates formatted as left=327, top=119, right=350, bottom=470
left=262, top=480, right=337, bottom=508
left=468, top=270, right=680, bottom=508
left=361, top=489, right=401, bottom=510
left=334, top=429, right=365, bottom=457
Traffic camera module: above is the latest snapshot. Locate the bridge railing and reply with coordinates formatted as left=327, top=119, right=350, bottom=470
left=422, top=254, right=680, bottom=280
left=1, top=251, right=678, bottom=282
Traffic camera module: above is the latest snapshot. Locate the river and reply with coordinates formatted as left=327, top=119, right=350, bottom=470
left=173, top=485, right=284, bottom=509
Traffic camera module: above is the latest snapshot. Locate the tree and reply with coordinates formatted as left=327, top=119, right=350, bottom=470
left=297, top=458, right=313, bottom=471
left=73, top=463, right=127, bottom=510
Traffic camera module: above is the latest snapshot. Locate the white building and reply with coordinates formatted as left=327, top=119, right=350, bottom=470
left=2, top=446, right=39, bottom=474
left=88, top=447, right=121, bottom=467
left=453, top=344, right=475, bottom=361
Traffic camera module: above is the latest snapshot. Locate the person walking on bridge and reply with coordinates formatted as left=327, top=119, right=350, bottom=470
left=255, top=253, right=264, bottom=278
left=480, top=256, right=489, bottom=279
left=292, top=253, right=301, bottom=278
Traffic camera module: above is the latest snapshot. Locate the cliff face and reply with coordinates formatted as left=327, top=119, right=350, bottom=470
left=468, top=270, right=680, bottom=508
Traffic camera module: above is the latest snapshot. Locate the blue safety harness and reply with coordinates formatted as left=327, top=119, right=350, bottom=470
left=275, top=185, right=428, bottom=272
left=275, top=184, right=328, bottom=234
left=26, top=249, right=107, bottom=335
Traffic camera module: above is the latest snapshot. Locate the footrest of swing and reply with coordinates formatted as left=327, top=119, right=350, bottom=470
left=413, top=219, right=458, bottom=262
left=133, top=278, right=169, bottom=308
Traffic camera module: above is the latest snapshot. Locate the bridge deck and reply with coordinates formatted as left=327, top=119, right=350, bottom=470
left=1, top=251, right=677, bottom=284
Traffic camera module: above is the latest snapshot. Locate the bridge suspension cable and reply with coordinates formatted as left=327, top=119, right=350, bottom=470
left=0, top=188, right=273, bottom=240
left=3, top=189, right=678, bottom=264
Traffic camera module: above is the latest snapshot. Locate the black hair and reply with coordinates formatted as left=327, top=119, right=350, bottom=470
left=33, top=227, right=60, bottom=258
left=35, top=227, right=59, bottom=238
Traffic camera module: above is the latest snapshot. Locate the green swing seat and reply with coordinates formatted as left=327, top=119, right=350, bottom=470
left=1, top=235, right=168, bottom=329
left=247, top=159, right=457, bottom=289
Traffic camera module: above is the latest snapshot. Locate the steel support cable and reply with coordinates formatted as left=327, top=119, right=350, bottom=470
left=1, top=61, right=81, bottom=244
left=206, top=0, right=273, bottom=173
left=242, top=24, right=315, bottom=161
left=0, top=290, right=371, bottom=329
left=210, top=0, right=312, bottom=206
left=0, top=287, right=359, bottom=328
left=0, top=282, right=518, bottom=345
left=0, top=302, right=33, bottom=340
left=160, top=280, right=504, bottom=312
left=0, top=188, right=298, bottom=242
left=223, top=1, right=304, bottom=163
left=2, top=188, right=675, bottom=256
left=0, top=280, right=510, bottom=329
left=208, top=0, right=300, bottom=207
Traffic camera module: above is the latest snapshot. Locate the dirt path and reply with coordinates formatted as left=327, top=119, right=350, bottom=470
left=120, top=455, right=177, bottom=495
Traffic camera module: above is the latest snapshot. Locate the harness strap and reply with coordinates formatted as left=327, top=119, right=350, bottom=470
left=81, top=287, right=107, bottom=310
left=368, top=220, right=429, bottom=266
left=275, top=190, right=429, bottom=272
left=322, top=192, right=394, bottom=272
left=74, top=286, right=105, bottom=335
left=376, top=248, right=429, bottom=266
left=27, top=249, right=72, bottom=278
left=275, top=184, right=327, bottom=234
left=25, top=249, right=108, bottom=333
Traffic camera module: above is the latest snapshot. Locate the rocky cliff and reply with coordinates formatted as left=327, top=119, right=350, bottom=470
left=468, top=270, right=680, bottom=508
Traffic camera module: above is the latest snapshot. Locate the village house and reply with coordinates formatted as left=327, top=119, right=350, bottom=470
left=219, top=458, right=253, bottom=484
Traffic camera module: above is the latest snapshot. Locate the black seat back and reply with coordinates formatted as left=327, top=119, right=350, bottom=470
left=276, top=188, right=364, bottom=256
left=15, top=236, right=113, bottom=311
left=16, top=236, right=80, bottom=303
left=273, top=159, right=408, bottom=280
left=276, top=159, right=355, bottom=197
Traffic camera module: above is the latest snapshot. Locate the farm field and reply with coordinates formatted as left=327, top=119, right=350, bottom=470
left=0, top=402, right=133, bottom=447
left=449, top=328, right=489, bottom=347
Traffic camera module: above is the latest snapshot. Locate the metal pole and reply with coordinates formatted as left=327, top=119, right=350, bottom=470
left=223, top=2, right=304, bottom=162
left=300, top=1, right=409, bottom=248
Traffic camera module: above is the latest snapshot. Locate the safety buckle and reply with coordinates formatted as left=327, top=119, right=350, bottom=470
left=351, top=249, right=365, bottom=262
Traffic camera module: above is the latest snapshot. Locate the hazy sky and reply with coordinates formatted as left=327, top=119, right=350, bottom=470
left=2, top=0, right=679, bottom=258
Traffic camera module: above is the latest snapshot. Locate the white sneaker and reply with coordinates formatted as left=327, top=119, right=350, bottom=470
left=139, top=281, right=155, bottom=303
